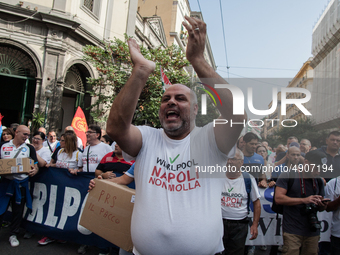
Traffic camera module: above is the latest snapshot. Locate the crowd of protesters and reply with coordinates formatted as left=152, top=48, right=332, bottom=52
left=0, top=123, right=127, bottom=255
left=232, top=131, right=340, bottom=255
left=3, top=121, right=340, bottom=255
left=2, top=117, right=340, bottom=255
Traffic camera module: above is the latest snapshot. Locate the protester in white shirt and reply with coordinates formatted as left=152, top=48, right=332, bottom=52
left=64, top=126, right=83, bottom=151
left=104, top=16, right=245, bottom=255
left=82, top=125, right=112, bottom=173
left=43, top=131, right=59, bottom=153
left=49, top=132, right=82, bottom=174
left=32, top=131, right=51, bottom=167
left=221, top=149, right=261, bottom=255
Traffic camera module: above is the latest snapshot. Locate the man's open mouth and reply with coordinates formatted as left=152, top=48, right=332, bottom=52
left=166, top=110, right=179, bottom=120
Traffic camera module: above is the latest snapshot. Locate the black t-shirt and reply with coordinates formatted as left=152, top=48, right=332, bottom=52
left=276, top=171, right=324, bottom=236
left=96, top=152, right=134, bottom=175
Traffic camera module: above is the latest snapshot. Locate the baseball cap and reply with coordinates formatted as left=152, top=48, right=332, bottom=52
left=305, top=150, right=327, bottom=166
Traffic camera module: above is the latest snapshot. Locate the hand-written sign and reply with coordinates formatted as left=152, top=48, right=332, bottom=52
left=79, top=179, right=135, bottom=252
left=87, top=190, right=120, bottom=224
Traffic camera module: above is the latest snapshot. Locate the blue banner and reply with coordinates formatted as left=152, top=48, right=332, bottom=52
left=23, top=167, right=116, bottom=248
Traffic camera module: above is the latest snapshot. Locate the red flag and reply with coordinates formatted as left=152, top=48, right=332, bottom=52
left=71, top=107, right=88, bottom=147
left=160, top=66, right=172, bottom=91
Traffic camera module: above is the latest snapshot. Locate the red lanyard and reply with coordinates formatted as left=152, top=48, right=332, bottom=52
left=298, top=171, right=317, bottom=197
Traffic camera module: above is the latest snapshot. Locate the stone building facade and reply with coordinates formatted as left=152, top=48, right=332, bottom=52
left=262, top=59, right=313, bottom=138
left=0, top=0, right=137, bottom=131
left=0, top=0, right=214, bottom=134
left=310, top=0, right=340, bottom=130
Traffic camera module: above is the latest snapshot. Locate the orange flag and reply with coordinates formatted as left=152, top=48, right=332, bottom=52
left=71, top=107, right=88, bottom=147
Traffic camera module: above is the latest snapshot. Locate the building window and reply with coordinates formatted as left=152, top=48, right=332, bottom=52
left=82, top=0, right=101, bottom=20
left=84, top=0, right=94, bottom=12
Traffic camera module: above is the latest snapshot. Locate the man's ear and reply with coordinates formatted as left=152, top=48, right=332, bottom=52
left=193, top=103, right=198, bottom=116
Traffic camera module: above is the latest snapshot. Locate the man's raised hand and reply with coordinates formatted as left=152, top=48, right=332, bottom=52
left=182, top=16, right=206, bottom=64
left=128, top=38, right=155, bottom=73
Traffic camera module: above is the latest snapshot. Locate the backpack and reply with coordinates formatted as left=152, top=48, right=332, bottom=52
left=242, top=172, right=252, bottom=214
left=271, top=172, right=323, bottom=215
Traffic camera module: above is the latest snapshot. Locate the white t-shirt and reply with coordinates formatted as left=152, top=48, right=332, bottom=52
left=36, top=146, right=51, bottom=164
left=82, top=142, right=113, bottom=172
left=77, top=136, right=83, bottom=150
left=43, top=140, right=59, bottom=152
left=55, top=149, right=83, bottom=170
left=123, top=123, right=235, bottom=255
left=111, top=141, right=116, bottom=150
left=325, top=177, right=340, bottom=238
left=221, top=174, right=260, bottom=220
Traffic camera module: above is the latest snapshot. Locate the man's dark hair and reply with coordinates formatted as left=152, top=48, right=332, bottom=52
left=33, top=131, right=45, bottom=141
left=287, top=136, right=298, bottom=141
left=88, top=124, right=102, bottom=140
left=327, top=131, right=340, bottom=138
left=243, top=132, right=259, bottom=143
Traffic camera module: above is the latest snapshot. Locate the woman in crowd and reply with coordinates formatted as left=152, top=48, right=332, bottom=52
left=48, top=132, right=82, bottom=175
left=38, top=133, right=79, bottom=246
left=257, top=145, right=275, bottom=188
left=101, top=134, right=113, bottom=146
left=1, top=128, right=15, bottom=142
left=32, top=131, right=51, bottom=168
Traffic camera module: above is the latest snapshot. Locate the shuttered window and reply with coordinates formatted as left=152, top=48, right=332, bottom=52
left=82, top=0, right=101, bottom=20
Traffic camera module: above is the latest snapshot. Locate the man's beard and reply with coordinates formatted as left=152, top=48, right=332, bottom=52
left=160, top=118, right=191, bottom=137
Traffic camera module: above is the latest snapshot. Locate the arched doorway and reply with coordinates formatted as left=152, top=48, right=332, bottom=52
left=61, top=64, right=91, bottom=131
left=0, top=45, right=37, bottom=126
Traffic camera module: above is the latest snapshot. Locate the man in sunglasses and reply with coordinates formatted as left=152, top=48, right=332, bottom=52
left=82, top=124, right=112, bottom=173
left=43, top=130, right=59, bottom=153
left=0, top=125, right=39, bottom=247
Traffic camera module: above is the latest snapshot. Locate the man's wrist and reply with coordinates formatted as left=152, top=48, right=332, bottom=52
left=132, top=64, right=154, bottom=78
left=190, top=57, right=207, bottom=70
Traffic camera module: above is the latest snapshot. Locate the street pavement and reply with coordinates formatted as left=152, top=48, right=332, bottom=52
left=0, top=225, right=109, bottom=255
left=0, top=225, right=275, bottom=255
